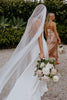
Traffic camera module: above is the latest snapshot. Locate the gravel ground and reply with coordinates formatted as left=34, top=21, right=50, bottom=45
left=0, top=45, right=67, bottom=100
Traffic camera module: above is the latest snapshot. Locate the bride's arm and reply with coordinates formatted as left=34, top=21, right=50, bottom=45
left=38, top=34, right=45, bottom=59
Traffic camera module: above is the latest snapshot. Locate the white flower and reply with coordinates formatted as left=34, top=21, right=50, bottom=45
left=59, top=49, right=62, bottom=54
left=53, top=75, right=59, bottom=82
left=37, top=70, right=43, bottom=77
left=40, top=62, right=45, bottom=68
left=61, top=47, right=63, bottom=51
left=46, top=62, right=54, bottom=69
left=42, top=58, right=45, bottom=60
left=34, top=67, right=37, bottom=71
left=42, top=76, right=49, bottom=81
left=51, top=68, right=57, bottom=75
left=42, top=67, right=50, bottom=75
left=58, top=47, right=63, bottom=54
left=59, top=46, right=63, bottom=50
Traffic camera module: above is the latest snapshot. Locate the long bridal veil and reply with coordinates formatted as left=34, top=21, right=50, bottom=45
left=0, top=4, right=48, bottom=100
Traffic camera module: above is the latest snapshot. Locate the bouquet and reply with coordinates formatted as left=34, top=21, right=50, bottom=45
left=58, top=45, right=64, bottom=54
left=34, top=58, right=60, bottom=83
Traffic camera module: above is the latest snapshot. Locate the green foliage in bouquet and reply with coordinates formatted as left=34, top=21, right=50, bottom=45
left=35, top=58, right=56, bottom=71
left=34, top=58, right=55, bottom=76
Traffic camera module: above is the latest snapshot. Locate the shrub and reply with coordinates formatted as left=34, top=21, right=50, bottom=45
left=0, top=16, right=10, bottom=28
left=0, top=16, right=26, bottom=29
left=57, top=24, right=67, bottom=44
left=0, top=27, right=25, bottom=49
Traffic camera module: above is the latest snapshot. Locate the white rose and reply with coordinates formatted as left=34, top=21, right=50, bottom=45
left=37, top=70, right=43, bottom=77
left=61, top=47, right=63, bottom=51
left=34, top=67, right=37, bottom=71
left=40, top=62, right=45, bottom=68
left=51, top=68, right=57, bottom=75
left=58, top=47, right=63, bottom=54
left=42, top=58, right=45, bottom=60
left=42, top=76, right=49, bottom=81
left=46, top=62, right=54, bottom=69
left=53, top=75, right=59, bottom=82
left=42, top=67, right=50, bottom=75
left=59, top=49, right=62, bottom=54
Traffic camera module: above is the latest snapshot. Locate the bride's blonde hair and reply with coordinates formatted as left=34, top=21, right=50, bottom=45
left=46, top=13, right=55, bottom=27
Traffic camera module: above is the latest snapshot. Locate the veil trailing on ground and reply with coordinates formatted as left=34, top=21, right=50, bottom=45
left=0, top=4, right=47, bottom=98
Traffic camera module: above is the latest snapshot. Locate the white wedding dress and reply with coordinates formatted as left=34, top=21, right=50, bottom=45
left=0, top=4, right=49, bottom=100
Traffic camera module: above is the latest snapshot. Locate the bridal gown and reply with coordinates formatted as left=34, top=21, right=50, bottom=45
left=5, top=33, right=49, bottom=100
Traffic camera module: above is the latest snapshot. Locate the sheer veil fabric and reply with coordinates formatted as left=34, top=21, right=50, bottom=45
left=0, top=4, right=49, bottom=100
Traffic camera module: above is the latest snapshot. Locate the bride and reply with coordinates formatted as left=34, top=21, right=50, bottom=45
left=0, top=4, right=49, bottom=100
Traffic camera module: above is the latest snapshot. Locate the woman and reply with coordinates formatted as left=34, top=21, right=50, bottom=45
left=45, top=13, right=61, bottom=64
left=0, top=4, right=49, bottom=100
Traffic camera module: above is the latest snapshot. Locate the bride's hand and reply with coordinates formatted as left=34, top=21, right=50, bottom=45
left=39, top=52, right=45, bottom=59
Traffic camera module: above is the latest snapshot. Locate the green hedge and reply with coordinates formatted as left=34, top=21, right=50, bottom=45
left=0, top=0, right=67, bottom=49
left=57, top=25, right=67, bottom=44
left=0, top=28, right=25, bottom=49
left=0, top=1, right=37, bottom=21
left=0, top=0, right=67, bottom=23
